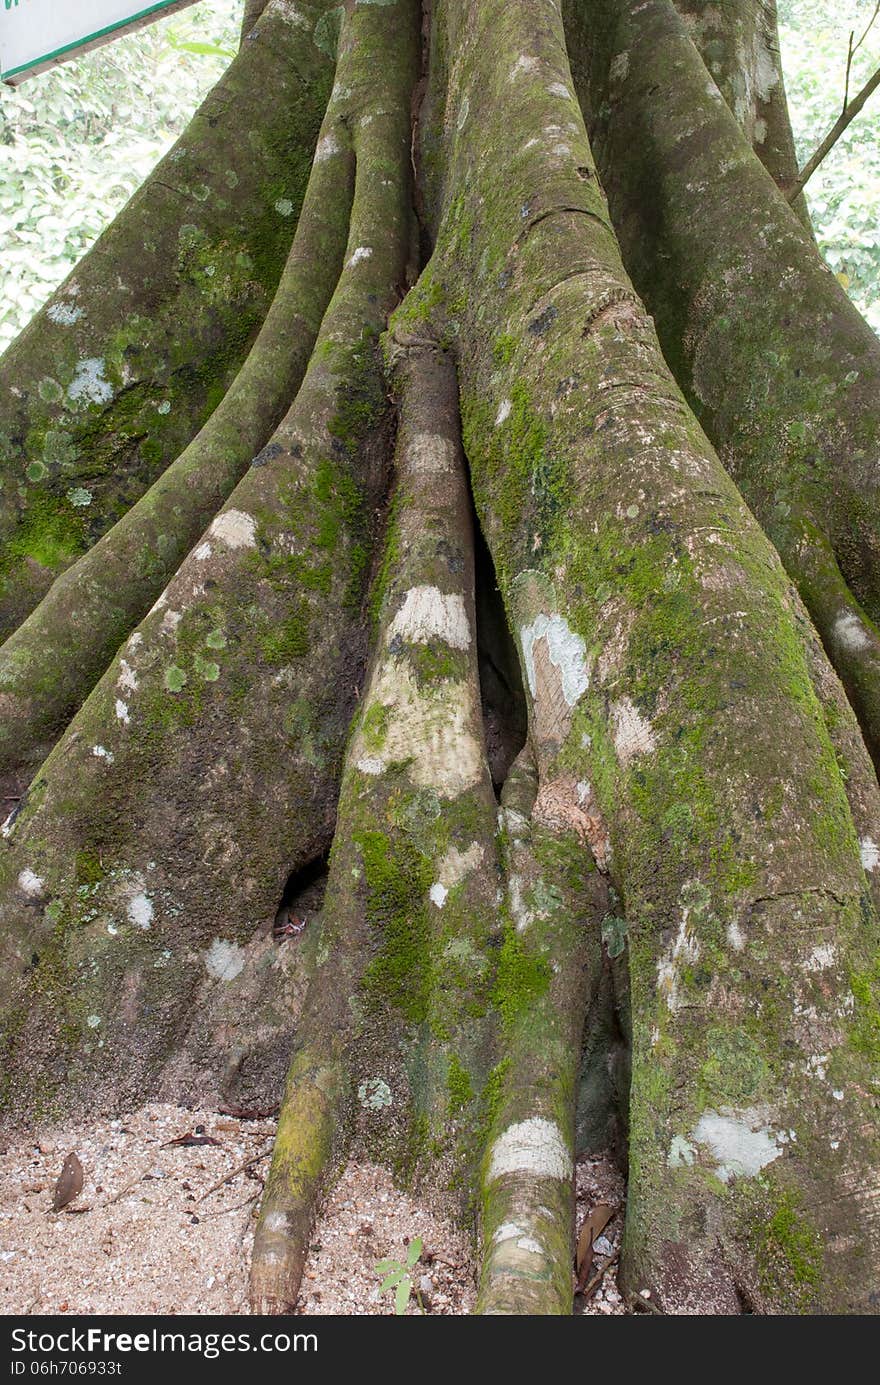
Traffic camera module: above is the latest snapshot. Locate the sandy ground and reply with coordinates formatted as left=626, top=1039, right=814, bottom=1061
left=0, top=1103, right=627, bottom=1316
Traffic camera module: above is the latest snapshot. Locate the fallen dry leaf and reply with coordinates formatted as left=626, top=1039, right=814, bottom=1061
left=576, top=1202, right=613, bottom=1276
left=52, top=1153, right=83, bottom=1212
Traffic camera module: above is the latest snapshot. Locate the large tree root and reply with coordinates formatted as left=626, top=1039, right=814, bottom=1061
left=0, top=32, right=359, bottom=802
left=564, top=0, right=880, bottom=769
left=411, top=0, right=880, bottom=1312
left=0, top=0, right=419, bottom=1122
left=0, top=1, right=341, bottom=640
left=251, top=333, right=502, bottom=1311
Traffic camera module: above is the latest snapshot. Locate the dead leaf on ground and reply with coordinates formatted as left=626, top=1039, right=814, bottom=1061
left=52, top=1153, right=83, bottom=1212
left=575, top=1202, right=613, bottom=1280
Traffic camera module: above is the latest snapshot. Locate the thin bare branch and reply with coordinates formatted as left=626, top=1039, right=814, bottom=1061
left=788, top=60, right=880, bottom=201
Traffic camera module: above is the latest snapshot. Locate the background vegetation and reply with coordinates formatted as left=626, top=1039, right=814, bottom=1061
left=0, top=0, right=877, bottom=351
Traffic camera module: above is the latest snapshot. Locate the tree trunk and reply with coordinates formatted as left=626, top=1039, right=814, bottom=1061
left=1, top=0, right=879, bottom=1316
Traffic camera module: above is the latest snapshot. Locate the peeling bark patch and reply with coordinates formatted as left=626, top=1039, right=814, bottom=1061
left=210, top=510, right=257, bottom=550
left=691, top=1109, right=781, bottom=1183
left=388, top=586, right=471, bottom=650
left=205, top=938, right=246, bottom=982
left=610, top=696, right=656, bottom=765
left=833, top=611, right=870, bottom=653
left=521, top=612, right=589, bottom=706
left=487, top=1118, right=572, bottom=1183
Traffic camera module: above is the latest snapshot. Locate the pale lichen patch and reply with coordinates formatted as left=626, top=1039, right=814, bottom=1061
left=205, top=938, right=246, bottom=982
left=860, top=836, right=879, bottom=872
left=610, top=696, right=656, bottom=765
left=17, top=868, right=44, bottom=899
left=388, top=585, right=471, bottom=651
left=210, top=510, right=257, bottom=550
left=486, top=1118, right=572, bottom=1183
left=833, top=610, right=870, bottom=653
left=127, top=892, right=154, bottom=930
left=347, top=246, right=373, bottom=269
left=429, top=882, right=448, bottom=909
left=115, top=699, right=130, bottom=726
left=691, top=1108, right=781, bottom=1183
left=520, top=611, right=590, bottom=707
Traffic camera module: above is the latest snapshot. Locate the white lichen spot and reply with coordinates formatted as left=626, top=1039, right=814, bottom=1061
left=210, top=509, right=257, bottom=549
left=67, top=358, right=114, bottom=405
left=127, top=893, right=154, bottom=930
left=830, top=1138, right=840, bottom=1150
left=833, top=1088, right=844, bottom=1101
left=115, top=698, right=130, bottom=725
left=358, top=1078, right=392, bottom=1111
left=429, top=882, right=448, bottom=909
left=691, top=1108, right=781, bottom=1183
left=388, top=585, right=471, bottom=651
left=487, top=1117, right=572, bottom=1183
left=515, top=1236, right=544, bottom=1255
left=860, top=836, right=880, bottom=872
left=520, top=612, right=589, bottom=706
left=274, top=198, right=293, bottom=217
left=314, top=132, right=340, bottom=163
left=47, top=301, right=83, bottom=325
left=667, top=1134, right=696, bottom=1168
left=18, top=868, right=44, bottom=899
left=67, top=487, right=92, bottom=507
left=508, top=874, right=531, bottom=933
left=457, top=95, right=470, bottom=130
left=610, top=695, right=656, bottom=765
left=117, top=660, right=138, bottom=694
left=493, top=1222, right=528, bottom=1244
left=833, top=610, right=870, bottom=653
left=87, top=1015, right=101, bottom=1029
left=92, top=745, right=114, bottom=764
left=806, top=1053, right=829, bottom=1080
left=160, top=608, right=182, bottom=636
left=547, top=81, right=572, bottom=100
left=205, top=938, right=245, bottom=981
left=727, top=919, right=746, bottom=952
left=193, top=541, right=213, bottom=561
left=495, top=399, right=512, bottom=426
left=347, top=246, right=373, bottom=269
left=356, top=755, right=385, bottom=776
left=157, top=400, right=171, bottom=415
left=805, top=942, right=836, bottom=972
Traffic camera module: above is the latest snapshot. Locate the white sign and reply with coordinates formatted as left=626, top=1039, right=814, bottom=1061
left=1, top=0, right=201, bottom=85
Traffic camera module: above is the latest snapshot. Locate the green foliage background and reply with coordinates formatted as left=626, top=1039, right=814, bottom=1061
left=0, top=0, right=243, bottom=351
left=779, top=0, right=880, bottom=331
left=0, top=0, right=877, bottom=350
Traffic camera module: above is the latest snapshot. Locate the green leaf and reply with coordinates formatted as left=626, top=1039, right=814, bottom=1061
left=394, top=1276, right=412, bottom=1315
left=380, top=1270, right=405, bottom=1293
left=406, top=1237, right=423, bottom=1267
left=374, top=1258, right=399, bottom=1274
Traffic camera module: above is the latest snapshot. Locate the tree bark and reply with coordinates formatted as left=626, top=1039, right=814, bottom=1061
left=565, top=0, right=880, bottom=772
left=0, top=0, right=878, bottom=1319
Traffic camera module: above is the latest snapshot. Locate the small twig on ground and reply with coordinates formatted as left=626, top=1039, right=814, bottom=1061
left=198, top=1191, right=262, bottom=1221
left=199, top=1147, right=273, bottom=1201
left=578, top=1248, right=620, bottom=1300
